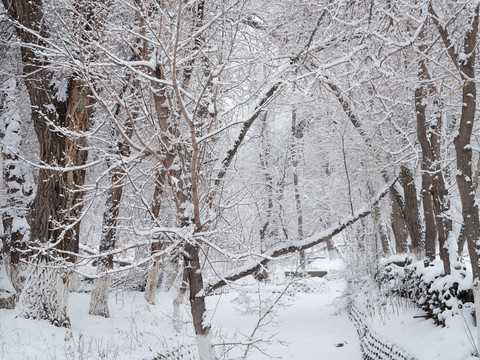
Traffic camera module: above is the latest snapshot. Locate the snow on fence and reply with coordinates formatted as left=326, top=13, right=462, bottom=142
left=348, top=302, right=417, bottom=360
left=377, top=258, right=474, bottom=326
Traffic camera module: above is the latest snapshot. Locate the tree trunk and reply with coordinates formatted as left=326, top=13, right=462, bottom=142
left=0, top=77, right=32, bottom=298
left=144, top=257, right=161, bottom=305
left=256, top=115, right=273, bottom=281
left=415, top=83, right=437, bottom=262
left=89, top=162, right=126, bottom=316
left=326, top=238, right=339, bottom=260
left=430, top=2, right=480, bottom=350
left=15, top=263, right=71, bottom=327
left=4, top=0, right=92, bottom=326
left=90, top=116, right=131, bottom=316
left=430, top=0, right=480, bottom=277
left=142, top=61, right=171, bottom=305
left=88, top=273, right=111, bottom=318
left=291, top=109, right=306, bottom=271
left=390, top=185, right=408, bottom=254
left=184, top=242, right=216, bottom=360
left=399, top=165, right=423, bottom=259
left=372, top=203, right=391, bottom=256
left=0, top=259, right=16, bottom=309
left=414, top=36, right=454, bottom=271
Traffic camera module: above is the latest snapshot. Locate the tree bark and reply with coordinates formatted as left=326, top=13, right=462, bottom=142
left=184, top=242, right=215, bottom=360
left=390, top=186, right=408, bottom=254
left=430, top=2, right=480, bottom=350
left=415, top=83, right=437, bottom=262
left=414, top=36, right=453, bottom=272
left=90, top=85, right=132, bottom=316
left=89, top=131, right=129, bottom=316
left=291, top=109, right=306, bottom=271
left=4, top=0, right=93, bottom=327
left=399, top=165, right=423, bottom=258
left=0, top=77, right=32, bottom=297
left=430, top=3, right=480, bottom=278
left=256, top=115, right=273, bottom=281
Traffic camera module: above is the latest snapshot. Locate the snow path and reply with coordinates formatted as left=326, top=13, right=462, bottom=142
left=1, top=257, right=479, bottom=360
left=209, top=279, right=362, bottom=359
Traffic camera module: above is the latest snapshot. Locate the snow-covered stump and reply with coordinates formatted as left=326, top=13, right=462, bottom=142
left=196, top=332, right=216, bottom=360
left=89, top=272, right=111, bottom=318
left=15, top=262, right=71, bottom=327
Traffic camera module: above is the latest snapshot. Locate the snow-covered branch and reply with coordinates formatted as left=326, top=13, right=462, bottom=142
left=205, top=178, right=396, bottom=294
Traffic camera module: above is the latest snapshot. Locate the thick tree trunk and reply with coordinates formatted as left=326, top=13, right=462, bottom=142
left=430, top=1, right=480, bottom=278
left=415, top=84, right=437, bottom=262
left=4, top=0, right=92, bottom=326
left=399, top=165, right=423, bottom=258
left=15, top=263, right=71, bottom=327
left=88, top=273, right=111, bottom=318
left=184, top=242, right=215, bottom=360
left=414, top=39, right=453, bottom=271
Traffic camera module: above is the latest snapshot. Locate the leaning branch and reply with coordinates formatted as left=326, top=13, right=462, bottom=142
left=326, top=81, right=367, bottom=139
left=428, top=3, right=460, bottom=73
left=205, top=178, right=396, bottom=294
left=205, top=79, right=286, bottom=209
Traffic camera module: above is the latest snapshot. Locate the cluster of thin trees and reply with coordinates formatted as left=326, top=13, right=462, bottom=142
left=2, top=0, right=480, bottom=358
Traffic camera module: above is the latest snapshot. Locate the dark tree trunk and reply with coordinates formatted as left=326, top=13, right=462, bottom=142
left=4, top=0, right=91, bottom=260
left=430, top=2, right=480, bottom=279
left=390, top=186, right=408, bottom=254
left=415, top=83, right=437, bottom=263
left=4, top=0, right=92, bottom=326
left=415, top=35, right=453, bottom=272
left=430, top=2, right=480, bottom=350
left=30, top=80, right=90, bottom=260
left=399, top=165, right=423, bottom=258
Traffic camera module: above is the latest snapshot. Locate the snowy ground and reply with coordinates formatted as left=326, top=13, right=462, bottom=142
left=209, top=280, right=362, bottom=359
left=367, top=299, right=478, bottom=360
left=0, top=258, right=477, bottom=359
